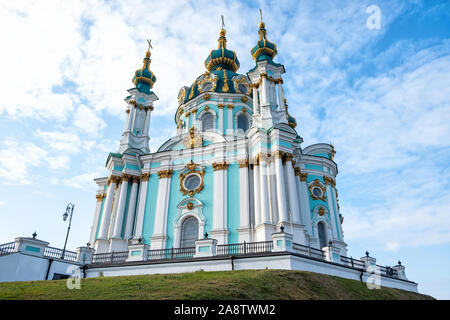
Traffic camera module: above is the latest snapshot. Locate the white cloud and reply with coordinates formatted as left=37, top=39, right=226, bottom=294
left=73, top=105, right=106, bottom=137
left=45, top=155, right=70, bottom=170
left=0, top=139, right=47, bottom=184
left=63, top=172, right=100, bottom=191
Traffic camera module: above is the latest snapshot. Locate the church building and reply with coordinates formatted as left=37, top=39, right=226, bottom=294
left=89, top=18, right=347, bottom=257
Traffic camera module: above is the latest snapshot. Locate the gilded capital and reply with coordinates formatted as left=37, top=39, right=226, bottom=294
left=212, top=161, right=228, bottom=171
left=273, top=150, right=285, bottom=160
left=140, top=173, right=150, bottom=182
left=107, top=175, right=121, bottom=186
left=218, top=104, right=225, bottom=109
left=300, top=173, right=308, bottom=182
left=122, top=173, right=132, bottom=182
left=241, top=96, right=248, bottom=103
left=226, top=104, right=234, bottom=110
left=158, top=169, right=173, bottom=179
left=294, top=167, right=301, bottom=176
left=131, top=176, right=140, bottom=184
left=238, top=158, right=249, bottom=168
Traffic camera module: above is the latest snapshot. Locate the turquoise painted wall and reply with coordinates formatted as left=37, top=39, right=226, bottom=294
left=227, top=164, right=240, bottom=244
left=165, top=167, right=215, bottom=248
left=307, top=175, right=330, bottom=223
left=330, top=186, right=341, bottom=240
left=142, top=175, right=159, bottom=246
left=120, top=181, right=132, bottom=238
left=305, top=164, right=323, bottom=171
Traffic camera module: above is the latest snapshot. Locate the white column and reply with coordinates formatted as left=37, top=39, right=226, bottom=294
left=238, top=161, right=250, bottom=230
left=112, top=176, right=129, bottom=239
left=299, top=174, right=312, bottom=235
left=325, top=182, right=339, bottom=240
left=98, top=177, right=119, bottom=239
left=252, top=86, right=259, bottom=114
left=253, top=163, right=261, bottom=226
left=108, top=182, right=122, bottom=238
left=212, top=163, right=228, bottom=244
left=274, top=154, right=288, bottom=224
left=286, top=160, right=301, bottom=224
left=151, top=170, right=173, bottom=249
left=268, top=160, right=278, bottom=224
left=259, top=159, right=271, bottom=224
left=277, top=81, right=284, bottom=111
left=260, top=75, right=268, bottom=106
left=124, top=177, right=139, bottom=239
left=89, top=193, right=104, bottom=244
left=227, top=105, right=233, bottom=135
left=218, top=106, right=224, bottom=134
left=143, top=106, right=152, bottom=137
left=332, top=186, right=344, bottom=239
left=133, top=173, right=150, bottom=240
left=129, top=105, right=137, bottom=132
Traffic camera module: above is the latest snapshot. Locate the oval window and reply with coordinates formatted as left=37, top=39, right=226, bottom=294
left=201, top=82, right=213, bottom=92
left=184, top=174, right=201, bottom=191
left=312, top=186, right=323, bottom=198
left=238, top=83, right=248, bottom=94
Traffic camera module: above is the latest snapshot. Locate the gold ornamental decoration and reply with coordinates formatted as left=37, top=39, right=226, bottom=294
left=212, top=161, right=228, bottom=171
left=183, top=127, right=203, bottom=149
left=308, top=179, right=326, bottom=201
left=158, top=169, right=173, bottom=179
left=180, top=160, right=205, bottom=196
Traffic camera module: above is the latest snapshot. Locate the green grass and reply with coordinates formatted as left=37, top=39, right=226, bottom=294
left=0, top=270, right=434, bottom=300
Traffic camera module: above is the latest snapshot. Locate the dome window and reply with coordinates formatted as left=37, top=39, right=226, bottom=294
left=201, top=113, right=214, bottom=131
left=237, top=114, right=249, bottom=133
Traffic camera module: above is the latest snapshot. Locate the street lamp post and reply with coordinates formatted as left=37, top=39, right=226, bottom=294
left=62, top=203, right=75, bottom=260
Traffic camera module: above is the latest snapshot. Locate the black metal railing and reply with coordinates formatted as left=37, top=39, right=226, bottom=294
left=92, top=251, right=129, bottom=264
left=216, top=241, right=273, bottom=256
left=0, top=242, right=16, bottom=256
left=340, top=255, right=366, bottom=269
left=43, top=246, right=77, bottom=262
left=292, top=242, right=326, bottom=260
left=377, top=265, right=399, bottom=278
left=147, top=247, right=196, bottom=260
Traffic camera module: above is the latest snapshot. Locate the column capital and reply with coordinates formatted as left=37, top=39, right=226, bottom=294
left=107, top=175, right=121, bottom=186
left=96, top=193, right=106, bottom=202
left=294, top=167, right=301, bottom=176
left=140, top=173, right=150, bottom=182
left=238, top=158, right=249, bottom=168
left=258, top=153, right=271, bottom=164
left=131, top=175, right=140, bottom=184
left=157, top=169, right=173, bottom=179
left=122, top=173, right=132, bottom=182
left=323, top=176, right=336, bottom=187
left=272, top=150, right=285, bottom=159
left=218, top=104, right=225, bottom=109
left=212, top=161, right=228, bottom=171
left=226, top=104, right=234, bottom=110
left=300, top=172, right=308, bottom=181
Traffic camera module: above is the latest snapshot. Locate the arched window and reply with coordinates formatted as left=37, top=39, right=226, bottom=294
left=180, top=217, right=199, bottom=248
left=201, top=113, right=214, bottom=131
left=318, top=222, right=327, bottom=248
left=237, top=114, right=249, bottom=133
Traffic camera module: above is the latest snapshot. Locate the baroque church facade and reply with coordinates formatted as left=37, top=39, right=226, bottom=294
left=89, top=19, right=347, bottom=257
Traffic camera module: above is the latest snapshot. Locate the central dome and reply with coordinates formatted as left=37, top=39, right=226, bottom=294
left=204, top=29, right=240, bottom=72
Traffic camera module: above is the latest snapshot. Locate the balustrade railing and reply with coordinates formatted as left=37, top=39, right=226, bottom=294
left=147, top=247, right=195, bottom=260
left=340, top=255, right=366, bottom=269
left=292, top=242, right=326, bottom=260
left=0, top=242, right=16, bottom=256
left=43, top=246, right=77, bottom=262
left=216, top=241, right=273, bottom=256
left=92, top=251, right=128, bottom=264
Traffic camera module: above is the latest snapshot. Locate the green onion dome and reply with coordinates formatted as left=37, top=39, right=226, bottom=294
left=204, top=28, right=240, bottom=72
left=132, top=50, right=157, bottom=94
left=176, top=28, right=251, bottom=107
left=251, top=21, right=277, bottom=62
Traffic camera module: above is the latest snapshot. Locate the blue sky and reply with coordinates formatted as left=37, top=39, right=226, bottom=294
left=0, top=0, right=449, bottom=299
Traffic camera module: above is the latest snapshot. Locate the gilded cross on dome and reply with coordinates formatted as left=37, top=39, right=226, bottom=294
left=147, top=39, right=153, bottom=51
left=221, top=15, right=225, bottom=29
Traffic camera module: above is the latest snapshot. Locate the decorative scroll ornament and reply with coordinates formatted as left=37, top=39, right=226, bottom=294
left=232, top=75, right=251, bottom=95
left=179, top=160, right=205, bottom=197
left=158, top=169, right=173, bottom=179
left=308, top=179, right=326, bottom=201
left=183, top=127, right=203, bottom=149
left=197, top=72, right=218, bottom=93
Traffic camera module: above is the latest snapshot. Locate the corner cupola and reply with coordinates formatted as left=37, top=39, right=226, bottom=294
left=132, top=40, right=157, bottom=94
left=251, top=17, right=278, bottom=62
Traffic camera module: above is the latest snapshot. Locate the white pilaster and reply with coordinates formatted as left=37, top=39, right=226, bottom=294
left=112, top=176, right=129, bottom=239
left=274, top=155, right=288, bottom=224
left=325, top=183, right=339, bottom=240
left=238, top=161, right=251, bottom=242
left=127, top=105, right=136, bottom=131
left=277, top=82, right=284, bottom=111
left=133, top=174, right=149, bottom=241
left=143, top=107, right=152, bottom=136
left=286, top=161, right=301, bottom=224
left=227, top=105, right=233, bottom=134
left=259, top=159, right=271, bottom=224
left=299, top=176, right=312, bottom=235
left=253, top=163, right=261, bottom=226
left=151, top=170, right=173, bottom=249
left=124, top=178, right=139, bottom=239
left=260, top=75, right=268, bottom=106
left=211, top=163, right=228, bottom=244
left=218, top=106, right=224, bottom=134
left=252, top=87, right=259, bottom=114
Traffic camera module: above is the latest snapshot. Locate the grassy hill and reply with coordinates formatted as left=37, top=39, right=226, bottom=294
left=0, top=270, right=433, bottom=300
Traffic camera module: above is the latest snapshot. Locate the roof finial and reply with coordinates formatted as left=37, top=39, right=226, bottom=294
left=221, top=15, right=225, bottom=29
left=147, top=38, right=152, bottom=51
left=260, top=9, right=263, bottom=22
